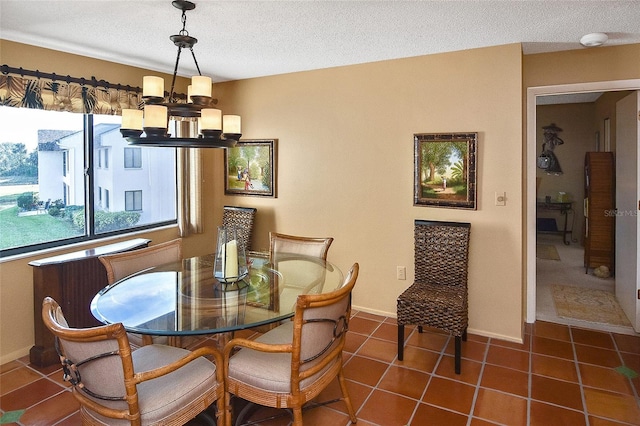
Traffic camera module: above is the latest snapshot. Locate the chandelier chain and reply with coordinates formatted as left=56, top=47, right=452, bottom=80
left=180, top=9, right=189, bottom=36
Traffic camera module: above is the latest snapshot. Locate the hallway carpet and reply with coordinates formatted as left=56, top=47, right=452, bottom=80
left=552, top=285, right=632, bottom=327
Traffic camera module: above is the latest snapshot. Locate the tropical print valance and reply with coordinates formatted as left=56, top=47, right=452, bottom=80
left=0, top=67, right=142, bottom=115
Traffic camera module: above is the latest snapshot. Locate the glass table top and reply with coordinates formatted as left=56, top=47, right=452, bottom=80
left=90, top=253, right=343, bottom=336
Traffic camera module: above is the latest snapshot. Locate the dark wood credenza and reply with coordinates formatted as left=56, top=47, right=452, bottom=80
left=29, top=238, right=151, bottom=367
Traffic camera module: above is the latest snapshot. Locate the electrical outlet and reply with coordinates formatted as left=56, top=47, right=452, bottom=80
left=397, top=266, right=406, bottom=280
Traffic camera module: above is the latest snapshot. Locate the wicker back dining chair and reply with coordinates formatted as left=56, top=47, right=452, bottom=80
left=269, top=232, right=334, bottom=261
left=98, top=238, right=182, bottom=347
left=222, top=206, right=257, bottom=253
left=223, top=263, right=360, bottom=426
left=42, top=297, right=225, bottom=426
left=397, top=220, right=471, bottom=374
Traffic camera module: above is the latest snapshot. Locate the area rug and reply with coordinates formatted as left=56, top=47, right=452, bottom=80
left=551, top=285, right=632, bottom=327
left=537, top=244, right=561, bottom=261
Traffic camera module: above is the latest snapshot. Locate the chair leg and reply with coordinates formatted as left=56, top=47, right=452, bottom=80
left=418, top=325, right=424, bottom=333
left=224, top=392, right=233, bottom=426
left=338, top=369, right=357, bottom=423
left=455, top=335, right=462, bottom=375
left=463, top=328, right=468, bottom=342
left=216, top=391, right=227, bottom=426
left=397, top=324, right=404, bottom=361
left=292, top=407, right=303, bottom=426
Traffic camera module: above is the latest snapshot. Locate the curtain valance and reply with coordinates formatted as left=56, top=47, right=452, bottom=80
left=0, top=65, right=142, bottom=115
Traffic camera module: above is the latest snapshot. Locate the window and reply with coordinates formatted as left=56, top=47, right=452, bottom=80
left=62, top=151, right=68, bottom=176
left=0, top=106, right=178, bottom=257
left=125, top=190, right=143, bottom=211
left=124, top=148, right=142, bottom=168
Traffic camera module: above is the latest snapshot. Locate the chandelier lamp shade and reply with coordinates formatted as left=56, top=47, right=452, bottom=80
left=121, top=0, right=241, bottom=148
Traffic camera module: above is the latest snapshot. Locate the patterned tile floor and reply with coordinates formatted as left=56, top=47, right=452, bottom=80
left=2, top=311, right=640, bottom=425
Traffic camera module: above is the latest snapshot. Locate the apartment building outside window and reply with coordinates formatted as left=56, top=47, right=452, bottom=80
left=0, top=106, right=178, bottom=257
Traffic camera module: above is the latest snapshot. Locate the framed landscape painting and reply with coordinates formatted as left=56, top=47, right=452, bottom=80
left=414, top=132, right=477, bottom=209
left=225, top=139, right=276, bottom=197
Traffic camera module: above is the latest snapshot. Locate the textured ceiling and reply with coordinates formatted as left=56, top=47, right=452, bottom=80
left=1, top=0, right=640, bottom=83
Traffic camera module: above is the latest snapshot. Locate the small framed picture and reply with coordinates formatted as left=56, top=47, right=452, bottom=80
left=224, top=139, right=276, bottom=197
left=414, top=132, right=478, bottom=209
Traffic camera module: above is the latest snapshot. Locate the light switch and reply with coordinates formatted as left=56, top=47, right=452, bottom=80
left=495, top=192, right=506, bottom=206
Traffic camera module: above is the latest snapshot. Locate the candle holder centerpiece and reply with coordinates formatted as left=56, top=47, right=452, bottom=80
left=214, top=225, right=249, bottom=284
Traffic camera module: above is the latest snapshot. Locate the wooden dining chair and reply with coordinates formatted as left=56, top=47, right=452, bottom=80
left=397, top=220, right=471, bottom=374
left=268, top=232, right=334, bottom=261
left=223, top=263, right=359, bottom=426
left=98, top=238, right=182, bottom=347
left=42, top=296, right=225, bottom=426
left=222, top=206, right=257, bottom=253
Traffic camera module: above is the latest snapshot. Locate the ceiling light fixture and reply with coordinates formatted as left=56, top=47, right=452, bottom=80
left=579, top=32, right=608, bottom=48
left=121, top=0, right=241, bottom=148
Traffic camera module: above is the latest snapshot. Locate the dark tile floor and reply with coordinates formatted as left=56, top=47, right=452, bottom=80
left=2, top=311, right=640, bottom=425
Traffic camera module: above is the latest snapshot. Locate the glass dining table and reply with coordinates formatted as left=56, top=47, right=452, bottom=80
left=90, top=252, right=343, bottom=343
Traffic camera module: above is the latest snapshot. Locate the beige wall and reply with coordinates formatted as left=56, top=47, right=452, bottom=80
left=594, top=90, right=634, bottom=154
left=213, top=45, right=525, bottom=346
left=523, top=44, right=640, bottom=88
left=146, top=44, right=527, bottom=341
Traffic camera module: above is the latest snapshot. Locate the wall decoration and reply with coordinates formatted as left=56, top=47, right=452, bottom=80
left=225, top=139, right=276, bottom=197
left=414, top=132, right=477, bottom=210
left=538, top=123, right=564, bottom=175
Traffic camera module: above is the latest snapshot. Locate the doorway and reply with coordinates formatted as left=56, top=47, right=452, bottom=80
left=526, top=79, right=640, bottom=334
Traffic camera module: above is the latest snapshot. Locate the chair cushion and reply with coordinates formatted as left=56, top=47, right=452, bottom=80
left=397, top=280, right=468, bottom=336
left=228, top=321, right=337, bottom=393
left=228, top=322, right=294, bottom=393
left=81, top=344, right=218, bottom=425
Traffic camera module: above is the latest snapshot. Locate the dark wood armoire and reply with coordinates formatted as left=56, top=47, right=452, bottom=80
left=584, top=152, right=615, bottom=272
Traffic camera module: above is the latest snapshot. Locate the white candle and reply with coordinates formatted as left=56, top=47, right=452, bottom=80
left=224, top=239, right=239, bottom=278
left=143, top=76, right=164, bottom=98
left=223, top=115, right=241, bottom=134
left=144, top=105, right=167, bottom=128
left=121, top=109, right=143, bottom=130
left=200, top=109, right=222, bottom=130
left=191, top=76, right=212, bottom=97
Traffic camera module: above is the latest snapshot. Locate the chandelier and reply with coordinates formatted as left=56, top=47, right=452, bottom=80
left=121, top=0, right=241, bottom=148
